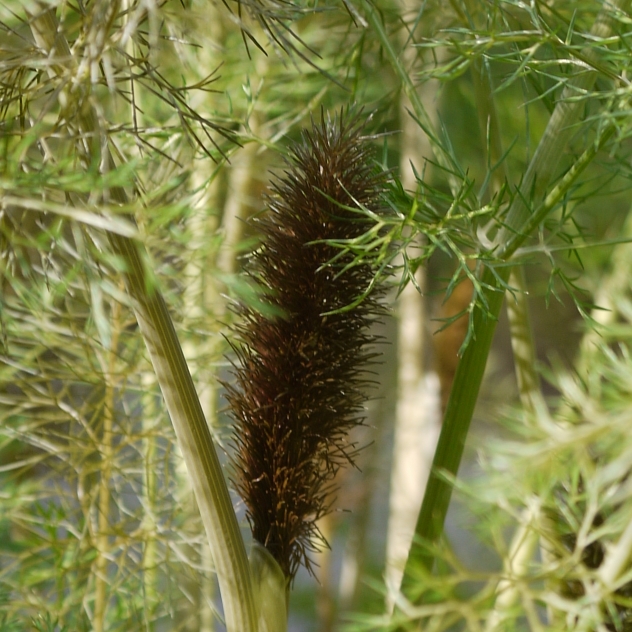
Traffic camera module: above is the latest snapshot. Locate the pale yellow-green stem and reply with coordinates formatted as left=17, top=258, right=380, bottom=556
left=141, top=370, right=159, bottom=619
left=94, top=297, right=122, bottom=631
left=119, top=2, right=159, bottom=620
left=182, top=187, right=221, bottom=632
left=27, top=7, right=257, bottom=631
left=103, top=121, right=258, bottom=632
left=385, top=9, right=442, bottom=608
left=506, top=268, right=544, bottom=414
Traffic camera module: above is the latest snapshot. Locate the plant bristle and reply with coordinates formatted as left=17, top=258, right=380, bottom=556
left=226, top=112, right=388, bottom=581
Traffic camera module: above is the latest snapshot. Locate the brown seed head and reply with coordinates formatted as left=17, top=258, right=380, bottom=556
left=225, top=111, right=388, bottom=580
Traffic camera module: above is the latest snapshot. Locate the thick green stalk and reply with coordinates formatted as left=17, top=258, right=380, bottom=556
left=401, top=264, right=508, bottom=586
left=399, top=0, right=629, bottom=595
left=27, top=7, right=256, bottom=631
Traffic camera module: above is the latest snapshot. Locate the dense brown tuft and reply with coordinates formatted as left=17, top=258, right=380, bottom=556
left=225, top=112, right=388, bottom=580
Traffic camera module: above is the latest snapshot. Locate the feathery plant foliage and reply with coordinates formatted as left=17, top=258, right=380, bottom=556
left=344, top=0, right=632, bottom=629
left=0, top=0, right=299, bottom=629
left=0, top=0, right=392, bottom=629
left=349, top=0, right=632, bottom=304
left=0, top=2, right=238, bottom=629
left=3, top=0, right=632, bottom=630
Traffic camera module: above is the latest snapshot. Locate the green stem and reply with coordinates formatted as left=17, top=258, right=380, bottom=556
left=400, top=264, right=507, bottom=586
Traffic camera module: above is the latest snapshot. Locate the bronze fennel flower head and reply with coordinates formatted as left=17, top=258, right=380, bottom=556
left=226, top=111, right=389, bottom=581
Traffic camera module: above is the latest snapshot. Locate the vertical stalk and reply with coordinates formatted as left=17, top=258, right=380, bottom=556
left=384, top=4, right=443, bottom=605
left=94, top=296, right=122, bottom=631
left=141, top=370, right=158, bottom=622
left=120, top=4, right=159, bottom=620
left=105, top=155, right=257, bottom=632
left=401, top=267, right=508, bottom=584
left=181, top=158, right=222, bottom=632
